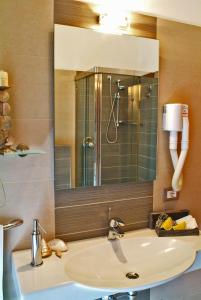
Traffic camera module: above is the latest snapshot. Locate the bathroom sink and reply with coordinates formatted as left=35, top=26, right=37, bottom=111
left=12, top=229, right=201, bottom=300
left=65, top=237, right=196, bottom=290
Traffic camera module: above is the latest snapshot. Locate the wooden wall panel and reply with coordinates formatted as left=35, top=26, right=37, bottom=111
left=55, top=182, right=153, bottom=241
left=55, top=0, right=97, bottom=28
left=54, top=0, right=157, bottom=39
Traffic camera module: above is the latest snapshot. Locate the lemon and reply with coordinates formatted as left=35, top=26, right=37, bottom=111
left=161, top=217, right=174, bottom=230
left=173, top=221, right=186, bottom=230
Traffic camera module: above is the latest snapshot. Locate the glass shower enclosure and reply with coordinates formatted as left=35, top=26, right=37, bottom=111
left=75, top=67, right=158, bottom=187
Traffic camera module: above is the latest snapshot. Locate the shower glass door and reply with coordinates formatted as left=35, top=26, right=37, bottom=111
left=75, top=74, right=96, bottom=187
left=75, top=68, right=158, bottom=187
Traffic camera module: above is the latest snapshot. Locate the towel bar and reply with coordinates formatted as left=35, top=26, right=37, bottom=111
left=3, top=219, right=23, bottom=231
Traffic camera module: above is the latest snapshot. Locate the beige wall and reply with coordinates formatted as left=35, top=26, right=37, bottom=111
left=55, top=70, right=76, bottom=146
left=0, top=0, right=54, bottom=267
left=154, top=19, right=201, bottom=226
left=55, top=70, right=76, bottom=185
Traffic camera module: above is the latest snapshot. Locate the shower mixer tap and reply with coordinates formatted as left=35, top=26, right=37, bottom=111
left=116, top=79, right=125, bottom=91
left=107, top=217, right=125, bottom=240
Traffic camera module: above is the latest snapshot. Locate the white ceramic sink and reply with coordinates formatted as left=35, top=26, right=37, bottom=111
left=65, top=237, right=196, bottom=290
left=12, top=230, right=201, bottom=300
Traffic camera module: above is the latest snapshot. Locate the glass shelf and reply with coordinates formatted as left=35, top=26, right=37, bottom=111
left=0, top=149, right=46, bottom=157
left=0, top=86, right=10, bottom=90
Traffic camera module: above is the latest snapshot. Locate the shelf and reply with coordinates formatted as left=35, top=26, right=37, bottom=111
left=0, top=86, right=10, bottom=91
left=0, top=149, right=46, bottom=157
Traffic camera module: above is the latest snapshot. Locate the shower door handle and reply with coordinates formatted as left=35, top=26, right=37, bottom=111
left=83, top=137, right=95, bottom=149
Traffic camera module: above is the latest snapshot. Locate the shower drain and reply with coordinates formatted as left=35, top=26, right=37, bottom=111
left=126, top=272, right=139, bottom=279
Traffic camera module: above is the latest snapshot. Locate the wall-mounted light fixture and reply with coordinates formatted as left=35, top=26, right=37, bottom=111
left=96, top=12, right=130, bottom=34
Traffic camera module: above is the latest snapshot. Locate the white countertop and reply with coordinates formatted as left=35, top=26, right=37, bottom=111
left=12, top=229, right=201, bottom=299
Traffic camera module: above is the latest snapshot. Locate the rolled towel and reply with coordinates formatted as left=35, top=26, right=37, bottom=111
left=176, top=215, right=198, bottom=229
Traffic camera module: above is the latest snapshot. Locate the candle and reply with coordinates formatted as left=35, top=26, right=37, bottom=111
left=0, top=70, right=9, bottom=87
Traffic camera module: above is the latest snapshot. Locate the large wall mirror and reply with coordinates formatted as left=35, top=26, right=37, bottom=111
left=54, top=25, right=159, bottom=190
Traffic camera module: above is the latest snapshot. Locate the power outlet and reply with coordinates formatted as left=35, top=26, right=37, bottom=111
left=164, top=188, right=179, bottom=201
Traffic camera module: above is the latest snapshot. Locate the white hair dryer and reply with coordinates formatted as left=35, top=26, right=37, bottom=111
left=163, top=103, right=189, bottom=192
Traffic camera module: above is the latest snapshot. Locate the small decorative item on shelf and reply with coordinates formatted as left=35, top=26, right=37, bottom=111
left=16, top=143, right=30, bottom=157
left=0, top=70, right=16, bottom=155
left=0, top=70, right=9, bottom=89
left=0, top=71, right=45, bottom=157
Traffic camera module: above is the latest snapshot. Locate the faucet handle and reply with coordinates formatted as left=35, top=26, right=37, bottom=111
left=109, top=217, right=125, bottom=227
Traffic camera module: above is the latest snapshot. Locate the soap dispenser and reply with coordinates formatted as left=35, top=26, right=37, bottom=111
left=31, top=219, right=43, bottom=267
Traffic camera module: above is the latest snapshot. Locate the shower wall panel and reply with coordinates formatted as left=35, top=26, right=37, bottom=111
left=138, top=77, right=158, bottom=181
left=101, top=74, right=138, bottom=184
left=75, top=75, right=95, bottom=186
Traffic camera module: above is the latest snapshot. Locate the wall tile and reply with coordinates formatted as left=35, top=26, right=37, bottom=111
left=0, top=155, right=53, bottom=183
left=56, top=194, right=152, bottom=240
left=1, top=180, right=55, bottom=250
left=0, top=50, right=52, bottom=86
left=0, top=0, right=53, bottom=58
left=56, top=182, right=153, bottom=207
left=11, top=119, right=53, bottom=150
left=8, top=82, right=53, bottom=119
left=55, top=182, right=153, bottom=241
left=154, top=19, right=201, bottom=222
left=0, top=0, right=55, bottom=269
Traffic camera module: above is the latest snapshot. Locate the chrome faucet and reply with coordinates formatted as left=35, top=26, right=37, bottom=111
left=107, top=217, right=125, bottom=240
left=31, top=219, right=43, bottom=267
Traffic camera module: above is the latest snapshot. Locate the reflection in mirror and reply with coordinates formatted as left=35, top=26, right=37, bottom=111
left=0, top=179, right=6, bottom=207
left=55, top=68, right=158, bottom=190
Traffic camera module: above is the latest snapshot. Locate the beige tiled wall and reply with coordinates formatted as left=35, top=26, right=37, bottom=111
left=55, top=70, right=76, bottom=146
left=55, top=70, right=76, bottom=186
left=154, top=19, right=201, bottom=226
left=0, top=0, right=55, bottom=256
